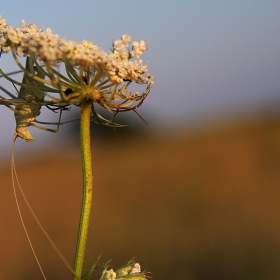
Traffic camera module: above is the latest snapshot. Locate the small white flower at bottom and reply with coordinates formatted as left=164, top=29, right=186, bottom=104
left=131, top=263, right=141, bottom=274
left=103, top=269, right=117, bottom=280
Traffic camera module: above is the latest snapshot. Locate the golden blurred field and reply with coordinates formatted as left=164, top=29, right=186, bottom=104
left=1, top=112, right=280, bottom=280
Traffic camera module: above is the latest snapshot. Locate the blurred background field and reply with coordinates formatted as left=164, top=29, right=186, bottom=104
left=1, top=1, right=280, bottom=279
left=1, top=108, right=280, bottom=279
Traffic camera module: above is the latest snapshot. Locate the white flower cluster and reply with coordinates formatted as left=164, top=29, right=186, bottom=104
left=113, top=34, right=148, bottom=58
left=0, top=17, right=153, bottom=85
left=0, top=17, right=152, bottom=124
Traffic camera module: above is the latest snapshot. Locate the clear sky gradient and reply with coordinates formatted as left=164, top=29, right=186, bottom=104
left=1, top=1, right=280, bottom=152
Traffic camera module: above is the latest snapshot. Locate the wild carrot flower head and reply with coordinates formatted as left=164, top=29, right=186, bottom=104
left=0, top=17, right=153, bottom=125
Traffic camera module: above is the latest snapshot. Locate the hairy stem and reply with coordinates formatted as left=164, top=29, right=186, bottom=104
left=72, top=101, right=93, bottom=280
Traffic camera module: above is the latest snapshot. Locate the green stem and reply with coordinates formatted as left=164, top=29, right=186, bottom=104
left=72, top=101, right=93, bottom=280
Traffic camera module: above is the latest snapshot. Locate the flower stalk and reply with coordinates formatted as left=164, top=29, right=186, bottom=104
left=72, top=100, right=93, bottom=279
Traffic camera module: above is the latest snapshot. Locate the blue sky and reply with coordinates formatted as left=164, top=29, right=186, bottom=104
left=1, top=1, right=280, bottom=153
